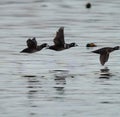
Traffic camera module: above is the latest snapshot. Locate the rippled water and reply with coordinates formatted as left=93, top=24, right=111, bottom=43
left=0, top=0, right=120, bottom=117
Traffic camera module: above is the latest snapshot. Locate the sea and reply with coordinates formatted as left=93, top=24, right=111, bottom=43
left=0, top=0, right=120, bottom=117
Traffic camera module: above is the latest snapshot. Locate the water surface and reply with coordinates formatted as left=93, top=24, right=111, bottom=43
left=0, top=0, right=120, bottom=117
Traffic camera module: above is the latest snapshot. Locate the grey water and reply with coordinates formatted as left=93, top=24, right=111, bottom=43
left=0, top=0, right=120, bottom=117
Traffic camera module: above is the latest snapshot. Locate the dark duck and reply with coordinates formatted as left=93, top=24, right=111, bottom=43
left=86, top=43, right=97, bottom=47
left=92, top=46, right=119, bottom=65
left=48, top=27, right=78, bottom=51
left=20, top=37, right=48, bottom=53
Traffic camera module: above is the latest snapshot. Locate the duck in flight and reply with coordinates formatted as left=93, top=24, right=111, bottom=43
left=20, top=37, right=48, bottom=53
left=48, top=27, right=78, bottom=51
left=92, top=46, right=119, bottom=65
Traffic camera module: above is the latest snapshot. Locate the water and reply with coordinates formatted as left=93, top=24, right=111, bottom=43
left=0, top=0, right=120, bottom=117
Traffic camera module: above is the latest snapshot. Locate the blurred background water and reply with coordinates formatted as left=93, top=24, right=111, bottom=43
left=0, top=0, right=120, bottom=117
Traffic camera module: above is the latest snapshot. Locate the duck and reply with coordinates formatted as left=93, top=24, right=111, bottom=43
left=20, top=37, right=48, bottom=53
left=48, top=27, right=78, bottom=51
left=86, top=2, right=91, bottom=9
left=92, top=46, right=119, bottom=65
left=86, top=43, right=96, bottom=47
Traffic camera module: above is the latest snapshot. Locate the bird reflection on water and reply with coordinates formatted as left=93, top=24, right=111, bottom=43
left=25, top=76, right=40, bottom=117
left=52, top=70, right=68, bottom=94
left=54, top=75, right=67, bottom=93
left=99, top=67, right=112, bottom=79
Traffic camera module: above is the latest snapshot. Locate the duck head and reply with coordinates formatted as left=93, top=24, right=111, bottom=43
left=86, top=43, right=96, bottom=47
left=113, top=46, right=120, bottom=50
left=69, top=42, right=78, bottom=47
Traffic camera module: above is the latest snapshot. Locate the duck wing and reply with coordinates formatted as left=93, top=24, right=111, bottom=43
left=32, top=37, right=37, bottom=47
left=53, top=27, right=65, bottom=46
left=100, top=53, right=109, bottom=65
left=92, top=47, right=113, bottom=54
left=26, top=39, right=36, bottom=49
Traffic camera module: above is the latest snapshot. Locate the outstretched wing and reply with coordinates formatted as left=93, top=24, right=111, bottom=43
left=26, top=39, right=36, bottom=49
left=53, top=27, right=65, bottom=46
left=32, top=37, right=37, bottom=47
left=100, top=53, right=109, bottom=65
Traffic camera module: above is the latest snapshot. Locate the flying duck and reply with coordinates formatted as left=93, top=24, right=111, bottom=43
left=48, top=27, right=78, bottom=51
left=92, top=46, right=119, bottom=65
left=20, top=37, right=48, bottom=53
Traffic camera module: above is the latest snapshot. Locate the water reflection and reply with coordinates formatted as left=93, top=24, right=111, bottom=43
left=54, top=75, right=66, bottom=95
left=51, top=70, right=68, bottom=95
left=29, top=113, right=36, bottom=117
left=54, top=75, right=66, bottom=84
left=22, top=75, right=37, bottom=78
left=99, top=67, right=112, bottom=79
left=27, top=76, right=40, bottom=98
left=26, top=76, right=40, bottom=117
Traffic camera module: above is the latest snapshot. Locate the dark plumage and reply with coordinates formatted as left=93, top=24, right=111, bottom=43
left=20, top=37, right=48, bottom=53
left=86, top=3, right=91, bottom=9
left=92, top=46, right=119, bottom=65
left=86, top=43, right=96, bottom=47
left=48, top=27, right=78, bottom=51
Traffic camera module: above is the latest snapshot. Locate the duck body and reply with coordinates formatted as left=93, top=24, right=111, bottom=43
left=92, top=46, right=119, bottom=65
left=48, top=27, right=77, bottom=51
left=48, top=45, right=64, bottom=51
left=49, top=43, right=77, bottom=51
left=21, top=48, right=36, bottom=53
